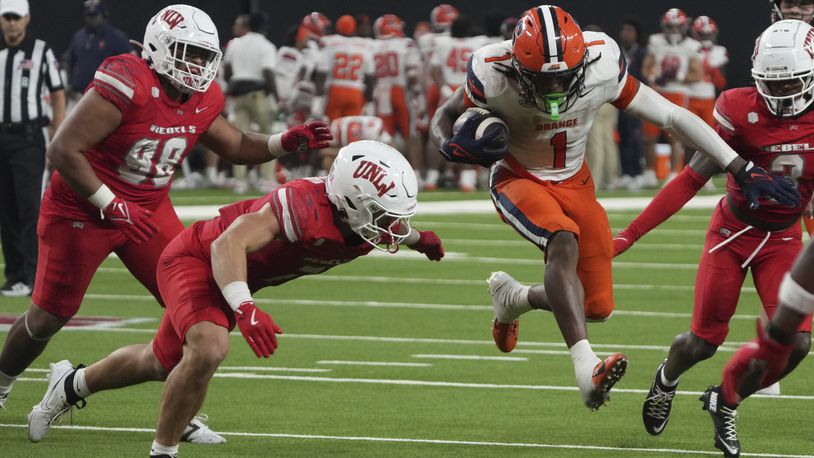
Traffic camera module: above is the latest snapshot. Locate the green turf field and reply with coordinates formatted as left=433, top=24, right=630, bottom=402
left=1, top=187, right=812, bottom=457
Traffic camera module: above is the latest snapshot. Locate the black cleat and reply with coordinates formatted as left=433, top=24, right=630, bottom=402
left=642, top=361, right=677, bottom=436
left=700, top=385, right=740, bottom=457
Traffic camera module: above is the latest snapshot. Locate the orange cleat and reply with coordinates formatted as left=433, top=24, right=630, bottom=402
left=586, top=353, right=628, bottom=410
left=491, top=318, right=518, bottom=353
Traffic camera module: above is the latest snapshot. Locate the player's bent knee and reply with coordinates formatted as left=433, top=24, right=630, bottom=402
left=24, top=307, right=70, bottom=341
left=685, top=332, right=718, bottom=361
left=545, top=231, right=579, bottom=259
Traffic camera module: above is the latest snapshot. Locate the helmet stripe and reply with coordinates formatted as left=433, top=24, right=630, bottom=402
left=539, top=6, right=560, bottom=65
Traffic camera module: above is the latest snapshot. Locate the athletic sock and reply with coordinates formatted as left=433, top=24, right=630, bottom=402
left=659, top=365, right=679, bottom=388
left=150, top=440, right=178, bottom=458
left=0, top=368, right=16, bottom=395
left=569, top=339, right=601, bottom=395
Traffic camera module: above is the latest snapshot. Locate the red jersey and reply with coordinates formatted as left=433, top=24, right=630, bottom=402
left=183, top=177, right=374, bottom=291
left=715, top=87, right=814, bottom=225
left=45, top=54, right=224, bottom=219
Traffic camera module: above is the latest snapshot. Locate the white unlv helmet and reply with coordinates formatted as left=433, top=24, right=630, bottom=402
left=753, top=19, right=814, bottom=117
left=324, top=140, right=418, bottom=252
left=142, top=4, right=222, bottom=93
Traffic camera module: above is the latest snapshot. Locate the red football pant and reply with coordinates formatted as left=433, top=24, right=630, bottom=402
left=33, top=197, right=183, bottom=318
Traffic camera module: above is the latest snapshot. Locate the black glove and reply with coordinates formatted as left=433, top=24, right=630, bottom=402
left=440, top=113, right=508, bottom=167
left=734, top=162, right=801, bottom=209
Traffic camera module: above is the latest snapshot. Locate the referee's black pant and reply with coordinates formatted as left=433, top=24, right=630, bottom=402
left=0, top=126, right=45, bottom=288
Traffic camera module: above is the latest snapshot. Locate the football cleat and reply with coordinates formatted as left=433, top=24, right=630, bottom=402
left=0, top=392, right=8, bottom=409
left=586, top=353, right=627, bottom=410
left=28, top=360, right=84, bottom=442
left=181, top=414, right=226, bottom=444
left=700, top=385, right=740, bottom=457
left=642, top=360, right=678, bottom=435
left=488, top=271, right=527, bottom=352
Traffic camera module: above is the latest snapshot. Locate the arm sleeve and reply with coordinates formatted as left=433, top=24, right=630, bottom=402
left=624, top=165, right=710, bottom=242
left=624, top=83, right=739, bottom=168
left=463, top=56, right=488, bottom=108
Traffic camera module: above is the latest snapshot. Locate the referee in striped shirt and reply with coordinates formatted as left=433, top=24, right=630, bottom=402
left=0, top=0, right=64, bottom=297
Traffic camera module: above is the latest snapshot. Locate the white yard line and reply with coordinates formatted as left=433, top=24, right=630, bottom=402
left=411, top=354, right=528, bottom=361
left=317, top=360, right=431, bottom=367
left=0, top=422, right=804, bottom=457
left=78, top=293, right=761, bottom=320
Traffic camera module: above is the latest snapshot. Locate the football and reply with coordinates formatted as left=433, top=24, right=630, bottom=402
left=451, top=107, right=510, bottom=152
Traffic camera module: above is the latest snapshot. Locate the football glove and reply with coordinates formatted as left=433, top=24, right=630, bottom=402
left=440, top=114, right=508, bottom=168
left=281, top=121, right=333, bottom=153
left=101, top=198, right=159, bottom=244
left=612, top=230, right=635, bottom=257
left=733, top=162, right=801, bottom=209
left=235, top=301, right=283, bottom=358
left=410, top=230, right=445, bottom=261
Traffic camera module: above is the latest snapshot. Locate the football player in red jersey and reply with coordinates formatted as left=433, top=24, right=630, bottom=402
left=614, top=20, right=814, bottom=456
left=0, top=4, right=331, bottom=434
left=26, top=141, right=444, bottom=457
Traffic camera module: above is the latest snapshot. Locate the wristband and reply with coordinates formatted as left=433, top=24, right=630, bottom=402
left=221, top=281, right=253, bottom=311
left=267, top=133, right=285, bottom=158
left=88, top=184, right=116, bottom=209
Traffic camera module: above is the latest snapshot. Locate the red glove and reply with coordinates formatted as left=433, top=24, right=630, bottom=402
left=101, top=197, right=159, bottom=244
left=612, top=229, right=635, bottom=257
left=235, top=301, right=284, bottom=358
left=410, top=230, right=444, bottom=261
left=281, top=121, right=333, bottom=153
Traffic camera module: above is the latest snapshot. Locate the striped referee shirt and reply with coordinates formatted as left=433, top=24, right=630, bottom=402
left=0, top=35, right=62, bottom=124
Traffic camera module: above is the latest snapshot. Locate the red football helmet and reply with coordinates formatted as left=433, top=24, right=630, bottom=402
left=374, top=14, right=404, bottom=39
left=661, top=8, right=689, bottom=44
left=511, top=5, right=587, bottom=120
left=430, top=4, right=459, bottom=32
left=692, top=16, right=718, bottom=47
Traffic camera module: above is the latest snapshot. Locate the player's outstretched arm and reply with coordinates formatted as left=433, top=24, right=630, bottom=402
left=625, top=84, right=800, bottom=209
left=212, top=203, right=283, bottom=358
left=200, top=117, right=332, bottom=166
left=614, top=154, right=720, bottom=256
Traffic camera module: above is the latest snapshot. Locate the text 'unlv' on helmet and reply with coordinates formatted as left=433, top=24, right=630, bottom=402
left=142, top=4, right=222, bottom=93
left=511, top=5, right=587, bottom=120
left=374, top=14, right=404, bottom=39
left=752, top=20, right=814, bottom=117
left=430, top=4, right=459, bottom=32
left=324, top=141, right=418, bottom=252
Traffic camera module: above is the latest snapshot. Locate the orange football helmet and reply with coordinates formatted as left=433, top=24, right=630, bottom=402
left=511, top=5, right=587, bottom=119
left=661, top=8, right=689, bottom=44
left=692, top=16, right=718, bottom=47
left=374, top=14, right=405, bottom=38
left=430, top=4, right=459, bottom=32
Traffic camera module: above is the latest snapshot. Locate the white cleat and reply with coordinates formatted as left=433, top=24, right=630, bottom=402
left=28, top=360, right=79, bottom=442
left=488, top=271, right=528, bottom=352
left=0, top=392, right=8, bottom=409
left=181, top=414, right=226, bottom=444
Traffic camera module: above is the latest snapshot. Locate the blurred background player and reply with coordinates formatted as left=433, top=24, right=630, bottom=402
left=26, top=142, right=444, bottom=458
left=642, top=8, right=703, bottom=186
left=372, top=14, right=423, bottom=181
left=223, top=12, right=279, bottom=194
left=771, top=0, right=814, bottom=23
left=419, top=4, right=458, bottom=190
left=613, top=20, right=808, bottom=454
left=320, top=114, right=394, bottom=173
left=688, top=16, right=728, bottom=129
left=315, top=15, right=375, bottom=121
left=616, top=19, right=647, bottom=191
